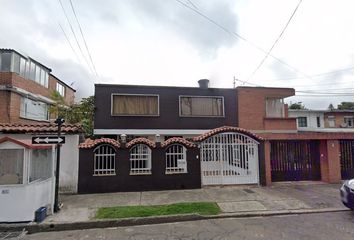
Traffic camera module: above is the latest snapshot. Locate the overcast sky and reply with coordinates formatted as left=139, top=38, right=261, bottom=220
left=1, top=0, right=353, bottom=109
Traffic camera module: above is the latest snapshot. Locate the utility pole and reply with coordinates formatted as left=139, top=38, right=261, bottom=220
left=54, top=117, right=65, bottom=213
left=233, top=76, right=237, bottom=88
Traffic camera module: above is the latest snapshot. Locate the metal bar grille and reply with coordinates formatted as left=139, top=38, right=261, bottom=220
left=270, top=140, right=321, bottom=181
left=94, top=145, right=116, bottom=176
left=130, top=144, right=152, bottom=174
left=200, top=132, right=259, bottom=185
left=340, top=140, right=354, bottom=180
left=166, top=144, right=187, bottom=174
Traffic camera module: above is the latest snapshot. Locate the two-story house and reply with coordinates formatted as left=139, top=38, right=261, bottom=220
left=0, top=49, right=75, bottom=124
left=85, top=79, right=354, bottom=192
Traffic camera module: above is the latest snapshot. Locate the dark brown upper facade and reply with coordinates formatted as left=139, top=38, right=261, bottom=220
left=0, top=49, right=75, bottom=124
left=94, top=83, right=238, bottom=130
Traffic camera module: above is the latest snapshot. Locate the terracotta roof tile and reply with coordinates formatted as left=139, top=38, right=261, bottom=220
left=79, top=138, right=120, bottom=149
left=161, top=137, right=196, bottom=148
left=126, top=137, right=156, bottom=148
left=193, top=126, right=263, bottom=142
left=0, top=123, right=83, bottom=134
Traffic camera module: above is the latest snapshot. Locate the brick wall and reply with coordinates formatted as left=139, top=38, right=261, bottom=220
left=324, top=112, right=354, bottom=128
left=236, top=87, right=295, bottom=130
left=0, top=91, right=10, bottom=123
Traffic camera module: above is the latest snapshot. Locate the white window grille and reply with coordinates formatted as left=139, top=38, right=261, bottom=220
left=166, top=144, right=187, bottom=174
left=94, top=145, right=116, bottom=176
left=130, top=144, right=152, bottom=175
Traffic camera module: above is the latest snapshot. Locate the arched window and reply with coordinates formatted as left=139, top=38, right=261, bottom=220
left=130, top=144, right=151, bottom=174
left=93, top=145, right=116, bottom=176
left=166, top=144, right=187, bottom=174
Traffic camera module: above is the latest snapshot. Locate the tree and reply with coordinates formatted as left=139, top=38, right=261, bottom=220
left=49, top=90, right=66, bottom=118
left=328, top=103, right=335, bottom=111
left=63, top=96, right=95, bottom=137
left=289, top=102, right=306, bottom=110
left=337, top=102, right=354, bottom=110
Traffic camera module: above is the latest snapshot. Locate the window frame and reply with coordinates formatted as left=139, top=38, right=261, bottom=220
left=265, top=98, right=285, bottom=118
left=129, top=144, right=152, bottom=175
left=328, top=116, right=335, bottom=127
left=93, top=144, right=116, bottom=176
left=344, top=116, right=354, bottom=128
left=20, top=97, right=49, bottom=122
left=56, top=82, right=66, bottom=97
left=297, top=117, right=308, bottom=127
left=111, top=93, right=160, bottom=117
left=179, top=95, right=225, bottom=118
left=165, top=144, right=187, bottom=174
left=0, top=147, right=25, bottom=186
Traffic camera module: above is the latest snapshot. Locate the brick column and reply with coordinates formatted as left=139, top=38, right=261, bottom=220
left=264, top=140, right=272, bottom=186
left=320, top=140, right=341, bottom=183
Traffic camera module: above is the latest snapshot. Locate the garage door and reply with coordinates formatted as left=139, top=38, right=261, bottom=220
left=270, top=140, right=321, bottom=182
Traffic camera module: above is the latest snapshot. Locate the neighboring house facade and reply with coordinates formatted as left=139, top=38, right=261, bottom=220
left=288, top=109, right=325, bottom=130
left=324, top=110, right=354, bottom=128
left=0, top=49, right=75, bottom=124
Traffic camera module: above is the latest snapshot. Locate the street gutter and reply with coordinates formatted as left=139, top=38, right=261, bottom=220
left=0, top=207, right=349, bottom=234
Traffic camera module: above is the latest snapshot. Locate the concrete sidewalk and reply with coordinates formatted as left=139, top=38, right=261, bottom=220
left=44, top=182, right=347, bottom=223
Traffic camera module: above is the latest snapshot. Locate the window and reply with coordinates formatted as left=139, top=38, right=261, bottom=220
left=166, top=145, right=187, bottom=174
left=266, top=98, right=284, bottom=117
left=297, top=117, right=307, bottom=127
left=0, top=52, right=12, bottom=72
left=29, top=149, right=53, bottom=182
left=317, top=116, right=321, bottom=127
left=344, top=117, right=354, bottom=128
left=13, top=53, right=20, bottom=74
left=0, top=149, right=24, bottom=185
left=130, top=144, right=151, bottom=174
left=56, top=82, right=65, bottom=96
left=20, top=56, right=27, bottom=77
left=112, top=94, right=159, bottom=116
left=20, top=98, right=49, bottom=121
left=328, top=116, right=335, bottom=127
left=94, top=145, right=116, bottom=175
left=180, top=96, right=224, bottom=117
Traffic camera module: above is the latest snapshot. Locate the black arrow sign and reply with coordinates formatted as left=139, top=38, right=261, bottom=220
left=32, top=136, right=66, bottom=144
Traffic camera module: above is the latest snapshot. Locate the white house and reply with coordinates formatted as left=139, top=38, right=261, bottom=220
left=288, top=109, right=325, bottom=130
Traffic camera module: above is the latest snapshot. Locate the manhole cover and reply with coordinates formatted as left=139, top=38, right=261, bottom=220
left=243, top=189, right=255, bottom=194
left=0, top=231, right=26, bottom=239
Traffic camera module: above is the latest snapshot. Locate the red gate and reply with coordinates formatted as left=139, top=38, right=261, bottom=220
left=340, top=140, right=354, bottom=180
left=270, top=140, right=321, bottom=182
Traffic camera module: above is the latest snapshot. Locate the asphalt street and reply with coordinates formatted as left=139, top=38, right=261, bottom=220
left=23, top=211, right=354, bottom=240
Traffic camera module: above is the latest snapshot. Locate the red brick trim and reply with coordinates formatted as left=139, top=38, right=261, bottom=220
left=161, top=137, right=196, bottom=148
left=0, top=136, right=52, bottom=149
left=126, top=137, right=156, bottom=149
left=79, top=138, right=120, bottom=149
left=193, top=126, right=263, bottom=142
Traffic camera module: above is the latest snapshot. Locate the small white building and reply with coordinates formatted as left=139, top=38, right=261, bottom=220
left=0, top=123, right=83, bottom=194
left=288, top=109, right=325, bottom=130
left=0, top=137, right=55, bottom=222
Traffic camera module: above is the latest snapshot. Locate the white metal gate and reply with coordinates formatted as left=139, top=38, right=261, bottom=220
left=200, top=132, right=259, bottom=185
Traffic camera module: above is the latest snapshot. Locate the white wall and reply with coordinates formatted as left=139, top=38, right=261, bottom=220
left=0, top=134, right=79, bottom=193
left=288, top=110, right=325, bottom=130
left=0, top=178, right=54, bottom=222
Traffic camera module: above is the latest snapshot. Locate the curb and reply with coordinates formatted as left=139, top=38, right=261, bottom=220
left=0, top=208, right=349, bottom=234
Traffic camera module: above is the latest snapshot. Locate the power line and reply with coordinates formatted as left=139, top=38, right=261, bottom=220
left=57, top=0, right=95, bottom=77
left=173, top=0, right=311, bottom=81
left=68, top=0, right=99, bottom=79
left=58, top=23, right=82, bottom=64
left=247, top=0, right=303, bottom=80
left=255, top=65, right=354, bottom=82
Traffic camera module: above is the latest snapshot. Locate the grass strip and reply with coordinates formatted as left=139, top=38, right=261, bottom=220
left=95, top=202, right=221, bottom=219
